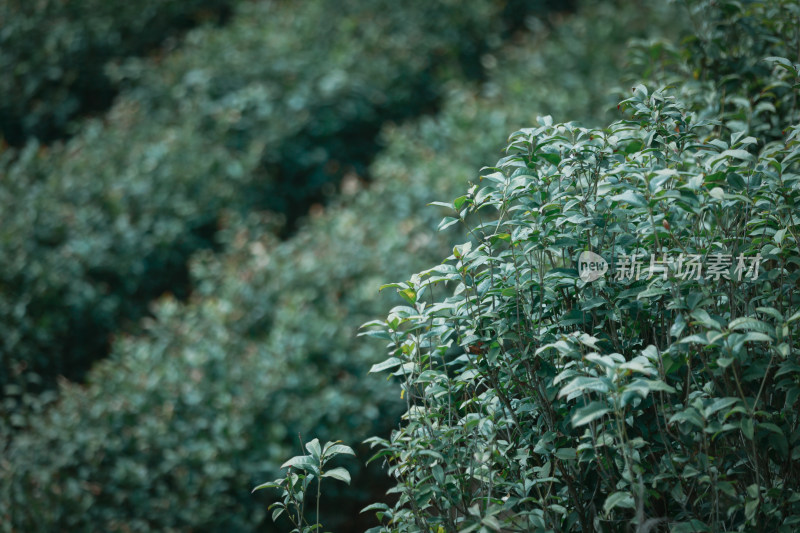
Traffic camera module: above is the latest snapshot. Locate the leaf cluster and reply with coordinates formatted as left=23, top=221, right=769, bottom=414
left=253, top=439, right=355, bottom=532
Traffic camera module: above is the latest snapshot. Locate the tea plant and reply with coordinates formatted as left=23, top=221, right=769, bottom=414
left=361, top=4, right=800, bottom=520
left=364, top=78, right=800, bottom=530
left=360, top=0, right=800, bottom=528
left=253, top=439, right=355, bottom=533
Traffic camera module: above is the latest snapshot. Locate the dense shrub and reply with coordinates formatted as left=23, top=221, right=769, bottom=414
left=362, top=2, right=800, bottom=531
left=0, top=0, right=551, bottom=393
left=0, top=2, right=672, bottom=530
left=0, top=0, right=234, bottom=145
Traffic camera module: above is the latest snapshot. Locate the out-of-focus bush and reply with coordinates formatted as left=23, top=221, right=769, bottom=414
left=108, top=0, right=536, bottom=220
left=0, top=0, right=234, bottom=145
left=0, top=0, right=555, bottom=394
left=0, top=2, right=680, bottom=530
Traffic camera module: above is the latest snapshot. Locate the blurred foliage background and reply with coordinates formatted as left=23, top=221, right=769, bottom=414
left=0, top=0, right=684, bottom=530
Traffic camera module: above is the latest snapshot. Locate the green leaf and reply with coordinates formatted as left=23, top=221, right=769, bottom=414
left=728, top=317, right=771, bottom=334
left=610, top=190, right=647, bottom=207
left=775, top=227, right=787, bottom=245
left=642, top=379, right=676, bottom=393
left=305, top=438, right=322, bottom=460
left=438, top=216, right=460, bottom=231
left=399, top=288, right=417, bottom=305
left=603, top=491, right=635, bottom=513
left=678, top=333, right=710, bottom=345
left=637, top=286, right=668, bottom=299
left=726, top=172, right=746, bottom=190
left=670, top=314, right=687, bottom=338
left=745, top=498, right=759, bottom=521
left=322, top=467, right=351, bottom=485
left=558, top=376, right=611, bottom=398
left=786, top=310, right=800, bottom=323
left=741, top=418, right=755, bottom=440
left=540, top=152, right=561, bottom=166
left=741, top=332, right=772, bottom=343
left=281, top=454, right=317, bottom=471
left=717, top=357, right=734, bottom=368
left=625, top=140, right=643, bottom=154
left=578, top=333, right=601, bottom=349
left=758, top=422, right=784, bottom=435
left=324, top=443, right=356, bottom=457
left=764, top=56, right=794, bottom=68
left=361, top=502, right=390, bottom=514
left=691, top=309, right=721, bottom=331
left=720, top=148, right=753, bottom=161
left=554, top=447, right=577, bottom=461
left=669, top=408, right=704, bottom=428
left=432, top=464, right=445, bottom=486
left=252, top=481, right=280, bottom=493
left=703, top=397, right=739, bottom=419
left=571, top=401, right=610, bottom=427
left=369, top=357, right=403, bottom=373
left=482, top=516, right=502, bottom=531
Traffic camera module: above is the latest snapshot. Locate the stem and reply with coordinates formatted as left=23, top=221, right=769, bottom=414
left=316, top=475, right=321, bottom=531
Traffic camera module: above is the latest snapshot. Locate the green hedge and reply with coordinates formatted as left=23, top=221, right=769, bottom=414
left=0, top=0, right=234, bottom=145
left=0, top=2, right=672, bottom=530
left=0, top=0, right=547, bottom=393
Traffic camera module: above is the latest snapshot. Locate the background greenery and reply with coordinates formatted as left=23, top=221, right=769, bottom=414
left=0, top=0, right=235, bottom=145
left=0, top=0, right=549, bottom=396
left=4, top=0, right=793, bottom=531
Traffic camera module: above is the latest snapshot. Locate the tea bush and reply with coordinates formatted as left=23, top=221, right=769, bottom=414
left=0, top=0, right=552, bottom=394
left=0, top=2, right=672, bottom=530
left=363, top=2, right=800, bottom=531
left=252, top=439, right=357, bottom=532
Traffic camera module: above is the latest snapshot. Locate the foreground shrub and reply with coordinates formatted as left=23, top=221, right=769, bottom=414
left=362, top=2, right=800, bottom=530
left=366, top=97, right=800, bottom=532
